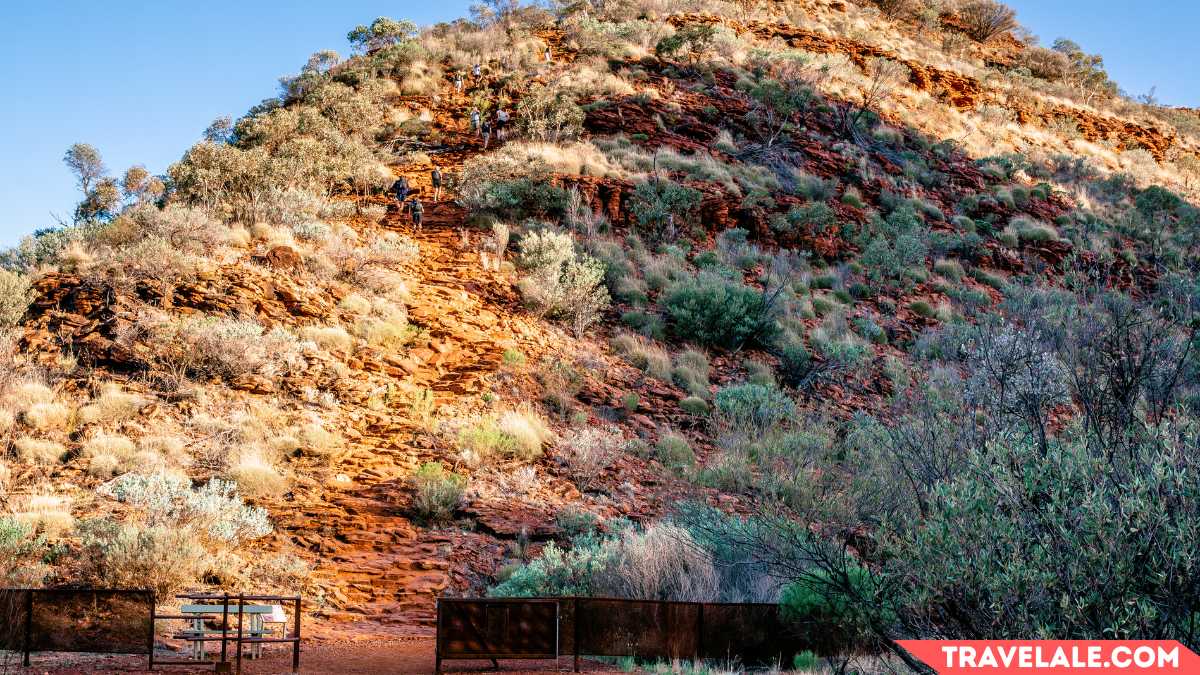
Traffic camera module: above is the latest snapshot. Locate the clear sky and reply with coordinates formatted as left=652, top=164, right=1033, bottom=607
left=1006, top=1, right=1198, bottom=107
left=0, top=1, right=473, bottom=247
left=0, top=2, right=1195, bottom=247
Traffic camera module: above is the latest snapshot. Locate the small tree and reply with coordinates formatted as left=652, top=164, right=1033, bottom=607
left=346, top=17, right=417, bottom=54
left=63, top=143, right=106, bottom=197
left=515, top=83, right=585, bottom=143
left=64, top=143, right=119, bottom=221
left=958, top=0, right=1017, bottom=43
left=746, top=75, right=815, bottom=147
left=654, top=24, right=717, bottom=63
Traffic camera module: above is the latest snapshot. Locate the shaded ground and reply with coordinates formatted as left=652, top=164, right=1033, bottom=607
left=4, top=639, right=624, bottom=674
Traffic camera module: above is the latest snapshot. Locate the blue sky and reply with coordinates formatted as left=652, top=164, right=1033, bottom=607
left=1006, top=1, right=1198, bottom=106
left=0, top=1, right=472, bottom=247
left=0, top=2, right=1194, bottom=247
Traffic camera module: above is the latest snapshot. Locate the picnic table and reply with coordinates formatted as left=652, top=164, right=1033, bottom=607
left=175, top=603, right=285, bottom=660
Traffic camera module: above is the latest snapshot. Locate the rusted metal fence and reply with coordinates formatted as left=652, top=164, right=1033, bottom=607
left=436, top=597, right=806, bottom=672
left=0, top=588, right=154, bottom=667
left=153, top=592, right=301, bottom=673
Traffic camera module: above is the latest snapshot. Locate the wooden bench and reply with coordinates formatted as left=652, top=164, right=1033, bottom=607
left=176, top=604, right=276, bottom=660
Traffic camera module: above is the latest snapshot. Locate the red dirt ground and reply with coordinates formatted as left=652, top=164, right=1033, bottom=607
left=7, top=639, right=625, bottom=674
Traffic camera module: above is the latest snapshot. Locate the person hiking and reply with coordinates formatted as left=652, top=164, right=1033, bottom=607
left=543, top=46, right=552, bottom=64
left=391, top=176, right=411, bottom=205
left=454, top=72, right=464, bottom=93
left=495, top=109, right=510, bottom=141
left=481, top=119, right=493, bottom=150
left=408, top=197, right=425, bottom=232
left=430, top=167, right=443, bottom=202
left=472, top=62, right=482, bottom=83
left=470, top=108, right=481, bottom=135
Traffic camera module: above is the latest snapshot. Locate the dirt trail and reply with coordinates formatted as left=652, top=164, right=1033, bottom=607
left=273, top=124, right=564, bottom=637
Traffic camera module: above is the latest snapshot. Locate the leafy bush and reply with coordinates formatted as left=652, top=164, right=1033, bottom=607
left=410, top=462, right=466, bottom=524
left=78, top=518, right=207, bottom=596
left=780, top=203, right=836, bottom=234
left=137, top=313, right=307, bottom=380
left=0, top=269, right=31, bottom=328
left=713, top=383, right=796, bottom=434
left=100, top=472, right=271, bottom=546
left=654, top=433, right=695, bottom=469
left=780, top=564, right=878, bottom=654
left=663, top=273, right=775, bottom=349
left=516, top=230, right=610, bottom=336
left=680, top=396, right=710, bottom=415
left=514, top=83, right=585, bottom=143
left=492, top=523, right=719, bottom=602
left=628, top=180, right=702, bottom=240
left=0, top=517, right=49, bottom=585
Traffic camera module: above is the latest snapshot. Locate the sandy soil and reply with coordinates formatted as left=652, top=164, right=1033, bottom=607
left=5, top=638, right=624, bottom=674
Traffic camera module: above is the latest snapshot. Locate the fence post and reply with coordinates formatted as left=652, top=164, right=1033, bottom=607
left=221, top=592, right=230, bottom=664
left=434, top=599, right=442, bottom=675
left=22, top=590, right=33, bottom=667
left=147, top=594, right=156, bottom=671
left=235, top=593, right=244, bottom=675
left=292, top=596, right=301, bottom=674
left=573, top=597, right=580, bottom=673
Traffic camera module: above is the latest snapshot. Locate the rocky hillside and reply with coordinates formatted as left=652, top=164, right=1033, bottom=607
left=2, top=0, right=1199, bottom=656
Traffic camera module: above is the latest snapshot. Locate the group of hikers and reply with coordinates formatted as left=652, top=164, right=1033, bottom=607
left=469, top=107, right=510, bottom=150
left=390, top=47, right=555, bottom=232
left=391, top=167, right=440, bottom=232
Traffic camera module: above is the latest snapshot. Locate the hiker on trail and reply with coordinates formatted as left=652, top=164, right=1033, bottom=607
left=495, top=109, right=510, bottom=141
left=470, top=108, right=481, bottom=135
left=472, top=62, right=482, bottom=83
left=431, top=167, right=443, bottom=202
left=544, top=46, right=552, bottom=64
left=391, top=176, right=412, bottom=205
left=481, top=119, right=493, bottom=150
left=454, top=72, right=464, bottom=93
left=408, top=198, right=425, bottom=232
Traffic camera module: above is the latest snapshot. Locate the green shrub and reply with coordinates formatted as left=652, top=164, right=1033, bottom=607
left=696, top=452, right=754, bottom=492
left=0, top=517, right=49, bottom=586
left=663, top=273, right=776, bottom=349
left=780, top=202, right=836, bottom=234
left=775, top=342, right=817, bottom=389
left=0, top=269, right=31, bottom=328
left=620, top=310, right=666, bottom=340
left=780, top=564, right=878, bottom=654
left=628, top=180, right=702, bottom=240
left=516, top=229, right=610, bottom=336
left=555, top=506, right=600, bottom=538
left=79, top=518, right=207, bottom=597
left=672, top=349, right=710, bottom=397
left=810, top=274, right=837, bottom=290
left=853, top=317, right=888, bottom=345
left=410, top=462, right=466, bottom=524
left=621, top=392, right=640, bottom=412
left=714, top=383, right=796, bottom=433
left=933, top=258, right=965, bottom=281
left=680, top=396, right=710, bottom=415
left=655, top=433, right=695, bottom=469
left=810, top=296, right=835, bottom=317
left=909, top=301, right=935, bottom=318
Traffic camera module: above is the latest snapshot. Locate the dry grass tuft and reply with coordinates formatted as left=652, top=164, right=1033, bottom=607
left=226, top=448, right=288, bottom=500
left=11, top=493, right=74, bottom=539
left=13, top=437, right=69, bottom=465
left=78, top=384, right=145, bottom=425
